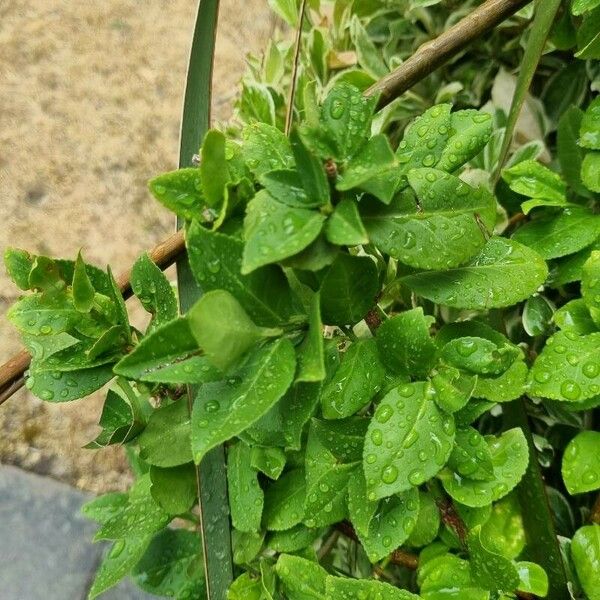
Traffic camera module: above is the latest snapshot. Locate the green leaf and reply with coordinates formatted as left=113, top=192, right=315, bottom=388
left=232, top=529, right=264, bottom=565
left=441, top=337, right=519, bottom=377
left=580, top=96, right=600, bottom=149
left=448, top=427, right=494, bottom=481
left=263, top=468, right=306, bottom=530
left=319, top=82, right=377, bottom=160
left=267, top=0, right=300, bottom=26
left=523, top=294, right=554, bottom=336
left=512, top=207, right=600, bottom=260
left=337, top=134, right=398, bottom=204
left=186, top=222, right=298, bottom=327
left=82, top=492, right=129, bottom=524
left=431, top=366, right=477, bottom=413
left=473, top=359, right=528, bottom=403
left=228, top=441, right=264, bottom=532
left=480, top=493, right=526, bottom=559
left=324, top=198, right=369, bottom=246
left=131, top=253, right=177, bottom=330
left=321, top=338, right=385, bottom=419
left=502, top=160, right=566, bottom=203
left=191, top=338, right=296, bottom=463
left=582, top=151, right=600, bottom=192
left=132, top=529, right=204, bottom=599
left=242, top=122, right=294, bottom=178
left=571, top=525, right=600, bottom=600
left=516, top=561, right=549, bottom=597
left=188, top=289, right=281, bottom=372
left=251, top=446, right=286, bottom=480
left=200, top=129, right=229, bottom=207
left=149, top=168, right=205, bottom=220
left=562, top=431, right=600, bottom=494
left=529, top=330, right=600, bottom=402
left=363, top=382, right=455, bottom=499
left=88, top=536, right=152, bottom=599
left=400, top=237, right=548, bottom=309
left=138, top=400, right=193, bottom=468
left=227, top=572, right=262, bottom=600
left=72, top=252, right=95, bottom=312
left=582, top=251, right=600, bottom=326
left=304, top=418, right=367, bottom=527
left=279, top=381, right=322, bottom=450
left=573, top=0, right=600, bottom=14
left=259, top=169, right=313, bottom=208
left=550, top=240, right=600, bottom=287
left=4, top=247, right=34, bottom=290
left=468, top=525, right=520, bottom=592
left=350, top=15, right=388, bottom=79
left=242, top=191, right=325, bottom=274
left=576, top=7, right=600, bottom=58
left=557, top=106, right=589, bottom=196
left=396, top=104, right=451, bottom=179
left=436, top=109, right=493, bottom=172
left=86, top=389, right=143, bottom=448
left=377, top=308, right=436, bottom=378
left=239, top=82, right=275, bottom=125
left=95, top=475, right=169, bottom=540
left=439, top=428, right=529, bottom=507
left=407, top=491, right=440, bottom=547
left=267, top=525, right=321, bottom=553
left=149, top=464, right=197, bottom=515
left=8, top=292, right=79, bottom=336
left=363, top=169, right=496, bottom=270
left=296, top=291, right=326, bottom=383
left=356, top=487, right=420, bottom=562
left=325, top=575, right=420, bottom=599
left=418, top=553, right=487, bottom=599
left=114, top=317, right=216, bottom=384
left=320, top=253, right=378, bottom=325
left=25, top=363, right=114, bottom=402
left=554, top=299, right=598, bottom=335
left=275, top=554, right=328, bottom=600
left=28, top=256, right=65, bottom=295
left=290, top=130, right=330, bottom=207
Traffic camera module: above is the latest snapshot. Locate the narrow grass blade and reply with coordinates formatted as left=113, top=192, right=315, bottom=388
left=503, top=400, right=570, bottom=600
left=176, top=2, right=234, bottom=599
left=493, top=0, right=562, bottom=180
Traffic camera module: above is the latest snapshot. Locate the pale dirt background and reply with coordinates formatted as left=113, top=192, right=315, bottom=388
left=0, top=0, right=275, bottom=493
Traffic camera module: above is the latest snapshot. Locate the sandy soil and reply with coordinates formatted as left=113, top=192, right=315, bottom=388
left=0, top=0, right=274, bottom=493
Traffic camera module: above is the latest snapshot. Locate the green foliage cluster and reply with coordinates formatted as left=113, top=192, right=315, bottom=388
left=3, top=1, right=600, bottom=599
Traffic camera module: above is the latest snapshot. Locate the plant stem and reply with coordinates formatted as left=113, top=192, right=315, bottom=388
left=366, top=0, right=533, bottom=108
left=492, top=0, right=562, bottom=180
left=285, top=0, right=308, bottom=135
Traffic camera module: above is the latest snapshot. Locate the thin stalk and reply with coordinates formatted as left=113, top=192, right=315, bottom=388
left=492, top=0, right=562, bottom=181
left=285, top=0, right=308, bottom=135
left=176, top=1, right=233, bottom=599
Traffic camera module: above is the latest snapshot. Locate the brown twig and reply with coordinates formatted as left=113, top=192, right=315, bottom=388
left=0, top=229, right=186, bottom=405
left=0, top=0, right=534, bottom=406
left=436, top=496, right=468, bottom=548
left=365, top=0, right=533, bottom=107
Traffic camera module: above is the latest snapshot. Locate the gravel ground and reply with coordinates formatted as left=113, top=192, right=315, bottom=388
left=0, top=0, right=275, bottom=493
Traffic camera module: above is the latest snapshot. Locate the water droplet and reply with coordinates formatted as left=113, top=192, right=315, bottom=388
left=381, top=465, right=399, bottom=484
